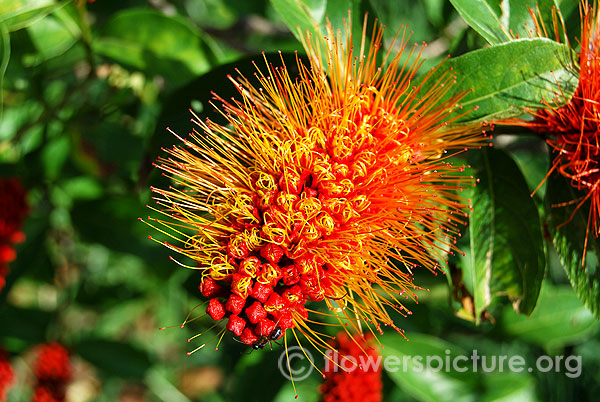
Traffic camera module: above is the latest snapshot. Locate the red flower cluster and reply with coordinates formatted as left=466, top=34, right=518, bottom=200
left=0, top=178, right=28, bottom=292
left=33, top=343, right=72, bottom=402
left=320, top=332, right=382, bottom=402
left=0, top=348, right=14, bottom=402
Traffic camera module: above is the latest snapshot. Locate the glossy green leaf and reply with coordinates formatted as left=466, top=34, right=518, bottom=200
left=545, top=171, right=600, bottom=319
left=465, top=148, right=545, bottom=322
left=26, top=13, right=77, bottom=61
left=0, top=0, right=61, bottom=32
left=270, top=0, right=364, bottom=50
left=422, top=38, right=577, bottom=122
left=369, top=0, right=432, bottom=43
left=449, top=0, right=578, bottom=44
left=94, top=8, right=213, bottom=87
left=269, top=0, right=322, bottom=42
left=449, top=0, right=509, bottom=44
left=380, top=333, right=476, bottom=402
left=500, top=283, right=599, bottom=348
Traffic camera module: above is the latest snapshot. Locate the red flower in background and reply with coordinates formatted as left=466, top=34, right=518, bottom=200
left=320, top=332, right=382, bottom=402
left=0, top=348, right=14, bottom=402
left=33, top=343, right=72, bottom=402
left=0, top=178, right=29, bottom=292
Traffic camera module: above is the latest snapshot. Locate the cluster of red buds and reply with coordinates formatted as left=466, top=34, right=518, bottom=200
left=33, top=343, right=72, bottom=402
left=0, top=178, right=28, bottom=293
left=320, top=332, right=382, bottom=402
left=0, top=348, right=14, bottom=402
left=197, top=166, right=355, bottom=347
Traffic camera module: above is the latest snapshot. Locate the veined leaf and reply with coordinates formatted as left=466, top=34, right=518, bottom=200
left=465, top=147, right=545, bottom=323
left=545, top=170, right=600, bottom=319
left=449, top=0, right=578, bottom=45
left=421, top=38, right=577, bottom=123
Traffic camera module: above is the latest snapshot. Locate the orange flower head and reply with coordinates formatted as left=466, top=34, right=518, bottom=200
left=320, top=331, right=382, bottom=402
left=144, top=16, right=484, bottom=358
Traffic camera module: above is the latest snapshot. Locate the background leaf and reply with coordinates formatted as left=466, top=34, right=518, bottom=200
left=500, top=283, right=599, bottom=348
left=462, top=147, right=545, bottom=322
left=545, top=171, right=600, bottom=319
left=93, top=8, right=215, bottom=88
left=449, top=0, right=579, bottom=44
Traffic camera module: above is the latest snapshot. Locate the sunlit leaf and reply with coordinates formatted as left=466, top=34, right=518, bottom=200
left=421, top=38, right=577, bottom=122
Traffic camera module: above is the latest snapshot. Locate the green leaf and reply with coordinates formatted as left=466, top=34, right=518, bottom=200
left=481, top=372, right=536, bottom=402
left=449, top=0, right=578, bottom=45
left=380, top=333, right=477, bottom=402
left=422, top=38, right=577, bottom=123
left=369, top=0, right=433, bottom=43
left=465, top=147, right=545, bottom=322
left=545, top=171, right=600, bottom=318
left=0, top=0, right=62, bottom=32
left=73, top=338, right=152, bottom=379
left=269, top=0, right=322, bottom=42
left=500, top=283, right=599, bottom=348
left=41, top=134, right=70, bottom=179
left=270, top=0, right=364, bottom=51
left=26, top=12, right=77, bottom=61
left=449, top=0, right=510, bottom=44
left=0, top=23, right=9, bottom=121
left=94, top=8, right=214, bottom=87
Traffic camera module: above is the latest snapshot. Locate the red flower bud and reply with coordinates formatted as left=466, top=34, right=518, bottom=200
left=277, top=311, right=294, bottom=330
left=246, top=301, right=267, bottom=324
left=282, top=264, right=300, bottom=285
left=240, top=327, right=259, bottom=345
left=206, top=298, right=226, bottom=321
left=260, top=243, right=284, bottom=264
left=256, top=318, right=276, bottom=337
left=199, top=278, right=224, bottom=298
left=225, top=294, right=246, bottom=315
left=251, top=282, right=272, bottom=303
left=226, top=315, right=246, bottom=337
left=265, top=292, right=286, bottom=311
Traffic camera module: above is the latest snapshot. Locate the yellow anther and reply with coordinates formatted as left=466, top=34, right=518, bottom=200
left=352, top=195, right=371, bottom=212
left=258, top=264, right=280, bottom=285
left=296, top=197, right=322, bottom=218
left=276, top=192, right=298, bottom=211
left=240, top=257, right=259, bottom=278
left=234, top=275, right=253, bottom=298
left=315, top=212, right=335, bottom=236
left=256, top=172, right=277, bottom=191
left=302, top=221, right=320, bottom=242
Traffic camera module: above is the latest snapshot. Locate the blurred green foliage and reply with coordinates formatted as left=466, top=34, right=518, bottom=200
left=0, top=0, right=598, bottom=401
